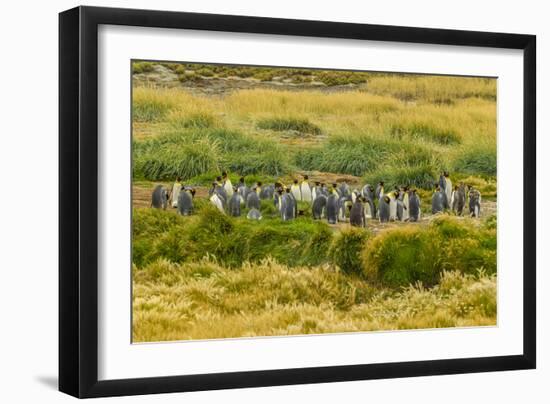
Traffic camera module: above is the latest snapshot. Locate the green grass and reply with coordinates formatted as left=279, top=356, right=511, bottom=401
left=133, top=206, right=334, bottom=268
left=257, top=117, right=322, bottom=135
left=362, top=216, right=497, bottom=287
left=133, top=128, right=293, bottom=180
left=452, top=145, right=497, bottom=176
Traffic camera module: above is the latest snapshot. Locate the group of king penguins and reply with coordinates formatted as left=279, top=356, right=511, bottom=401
left=151, top=170, right=483, bottom=225
left=432, top=171, right=482, bottom=218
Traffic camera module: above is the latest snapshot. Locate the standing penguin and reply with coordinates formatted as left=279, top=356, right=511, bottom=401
left=453, top=183, right=467, bottom=216
left=237, top=177, right=249, bottom=203
left=300, top=175, right=312, bottom=202
left=363, top=195, right=376, bottom=219
left=247, top=208, right=263, bottom=220
left=350, top=197, right=367, bottom=228
left=378, top=195, right=391, bottom=223
left=290, top=179, right=302, bottom=201
left=375, top=181, right=385, bottom=201
left=401, top=186, right=410, bottom=221
left=273, top=186, right=284, bottom=211
left=177, top=187, right=195, bottom=216
left=396, top=194, right=404, bottom=221
left=444, top=172, right=452, bottom=206
left=151, top=185, right=169, bottom=210
left=228, top=188, right=242, bottom=217
left=326, top=194, right=339, bottom=224
left=222, top=171, right=233, bottom=198
left=337, top=195, right=353, bottom=222
left=312, top=194, right=327, bottom=220
left=281, top=190, right=296, bottom=221
left=246, top=188, right=261, bottom=210
left=362, top=184, right=376, bottom=218
left=260, top=184, right=275, bottom=200
left=388, top=190, right=398, bottom=221
left=432, top=184, right=446, bottom=214
left=171, top=177, right=182, bottom=208
left=311, top=181, right=321, bottom=201
left=408, top=189, right=421, bottom=222
left=469, top=188, right=482, bottom=217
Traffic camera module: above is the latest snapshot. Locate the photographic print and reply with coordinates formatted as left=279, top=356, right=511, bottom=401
left=131, top=61, right=497, bottom=343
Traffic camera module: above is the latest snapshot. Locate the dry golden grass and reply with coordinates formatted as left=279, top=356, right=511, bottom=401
left=133, top=258, right=496, bottom=342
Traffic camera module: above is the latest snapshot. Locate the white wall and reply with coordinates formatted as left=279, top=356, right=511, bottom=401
left=0, top=1, right=546, bottom=402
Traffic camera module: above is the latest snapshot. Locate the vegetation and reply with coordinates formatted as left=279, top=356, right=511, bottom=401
left=362, top=216, right=497, bottom=287
left=131, top=78, right=496, bottom=186
left=133, top=259, right=496, bottom=341
left=131, top=62, right=498, bottom=341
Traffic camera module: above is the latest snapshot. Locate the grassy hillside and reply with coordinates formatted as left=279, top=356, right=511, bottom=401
left=132, top=65, right=496, bottom=189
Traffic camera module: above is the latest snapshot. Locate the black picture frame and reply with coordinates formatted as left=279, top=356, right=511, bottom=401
left=59, top=6, right=536, bottom=398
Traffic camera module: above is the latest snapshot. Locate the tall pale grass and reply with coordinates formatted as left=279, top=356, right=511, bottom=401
left=132, top=257, right=496, bottom=342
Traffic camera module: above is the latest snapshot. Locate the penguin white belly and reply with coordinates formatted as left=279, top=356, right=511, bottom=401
left=300, top=184, right=312, bottom=202
left=224, top=180, right=234, bottom=197
left=171, top=184, right=181, bottom=208
left=291, top=185, right=301, bottom=201
left=364, top=202, right=372, bottom=219
left=389, top=198, right=397, bottom=220
left=210, top=194, right=225, bottom=213
left=402, top=201, right=409, bottom=221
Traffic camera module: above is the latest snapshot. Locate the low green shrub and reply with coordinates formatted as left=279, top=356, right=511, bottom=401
left=132, top=62, right=155, bottom=74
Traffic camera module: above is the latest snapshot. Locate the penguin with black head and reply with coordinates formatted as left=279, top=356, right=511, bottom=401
left=350, top=196, right=367, bottom=228
left=151, top=185, right=169, bottom=210
left=178, top=186, right=196, bottom=216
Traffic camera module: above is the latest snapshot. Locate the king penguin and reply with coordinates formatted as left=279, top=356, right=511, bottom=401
left=432, top=184, right=445, bottom=214
left=222, top=171, right=233, bottom=198
left=177, top=187, right=195, bottom=216
left=378, top=195, right=391, bottom=223
left=228, top=188, right=242, bottom=217
left=151, top=185, right=169, bottom=210
left=350, top=197, right=367, bottom=228
left=290, top=179, right=302, bottom=201
left=326, top=193, right=339, bottom=224
left=300, top=175, right=312, bottom=202
left=408, top=189, right=421, bottom=222
left=312, top=194, right=327, bottom=220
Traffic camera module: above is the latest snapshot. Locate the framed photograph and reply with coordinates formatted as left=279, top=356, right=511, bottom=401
left=59, top=6, right=536, bottom=398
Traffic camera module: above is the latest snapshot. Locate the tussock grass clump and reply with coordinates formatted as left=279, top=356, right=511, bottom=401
left=390, top=121, right=461, bottom=145
left=257, top=117, right=322, bottom=135
left=134, top=138, right=220, bottom=181
left=296, top=135, right=400, bottom=176
left=452, top=145, right=497, bottom=176
left=167, top=112, right=217, bottom=129
left=329, top=228, right=370, bottom=276
left=362, top=216, right=496, bottom=287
